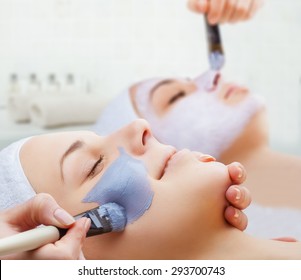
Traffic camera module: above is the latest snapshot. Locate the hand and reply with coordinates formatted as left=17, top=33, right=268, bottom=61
left=225, top=162, right=251, bottom=231
left=187, top=0, right=264, bottom=24
left=197, top=154, right=251, bottom=231
left=0, top=193, right=90, bottom=260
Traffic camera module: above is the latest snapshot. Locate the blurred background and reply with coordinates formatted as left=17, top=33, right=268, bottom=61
left=0, top=0, right=300, bottom=154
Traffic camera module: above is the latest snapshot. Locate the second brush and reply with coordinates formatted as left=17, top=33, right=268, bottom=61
left=204, top=17, right=225, bottom=71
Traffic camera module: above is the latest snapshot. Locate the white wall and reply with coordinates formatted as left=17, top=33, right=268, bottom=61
left=0, top=0, right=300, bottom=153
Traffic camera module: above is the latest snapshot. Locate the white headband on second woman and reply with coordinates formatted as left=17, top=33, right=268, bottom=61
left=93, top=88, right=139, bottom=135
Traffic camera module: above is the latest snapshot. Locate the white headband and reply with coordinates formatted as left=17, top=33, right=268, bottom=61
left=0, top=138, right=36, bottom=210
left=93, top=88, right=139, bottom=135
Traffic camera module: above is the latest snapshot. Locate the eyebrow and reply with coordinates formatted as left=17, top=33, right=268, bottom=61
left=149, top=79, right=175, bottom=98
left=60, top=140, right=84, bottom=181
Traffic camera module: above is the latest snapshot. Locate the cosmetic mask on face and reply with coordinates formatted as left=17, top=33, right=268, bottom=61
left=83, top=148, right=154, bottom=224
left=135, top=70, right=264, bottom=158
left=135, top=71, right=217, bottom=119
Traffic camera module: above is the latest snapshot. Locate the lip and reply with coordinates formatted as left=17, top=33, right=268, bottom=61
left=158, top=149, right=193, bottom=179
left=158, top=148, right=177, bottom=179
left=224, top=84, right=248, bottom=100
left=224, top=85, right=238, bottom=99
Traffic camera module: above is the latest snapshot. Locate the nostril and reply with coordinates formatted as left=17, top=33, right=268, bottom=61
left=208, top=73, right=220, bottom=92
left=213, top=73, right=220, bottom=87
left=204, top=71, right=220, bottom=92
left=142, top=129, right=149, bottom=146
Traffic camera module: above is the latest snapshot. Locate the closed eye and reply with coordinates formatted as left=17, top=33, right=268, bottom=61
left=87, top=155, right=104, bottom=178
left=168, top=91, right=186, bottom=105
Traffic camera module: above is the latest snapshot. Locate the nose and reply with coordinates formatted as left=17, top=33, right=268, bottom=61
left=193, top=70, right=221, bottom=92
left=116, top=119, right=152, bottom=156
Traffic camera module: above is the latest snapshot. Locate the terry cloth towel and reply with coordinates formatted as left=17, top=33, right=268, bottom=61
left=0, top=137, right=36, bottom=210
left=29, top=95, right=108, bottom=128
left=7, top=95, right=32, bottom=122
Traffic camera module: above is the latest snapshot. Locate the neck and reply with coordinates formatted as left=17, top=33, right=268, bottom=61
left=221, top=143, right=301, bottom=209
left=195, top=228, right=301, bottom=259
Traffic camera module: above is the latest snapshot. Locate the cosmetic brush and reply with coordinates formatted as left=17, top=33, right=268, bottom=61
left=204, top=17, right=225, bottom=71
left=0, top=202, right=126, bottom=257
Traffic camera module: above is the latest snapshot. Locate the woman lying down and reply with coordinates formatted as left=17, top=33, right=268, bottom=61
left=0, top=119, right=300, bottom=259
left=94, top=69, right=301, bottom=240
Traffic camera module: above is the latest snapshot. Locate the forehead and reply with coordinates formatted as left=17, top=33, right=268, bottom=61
left=23, top=131, right=96, bottom=154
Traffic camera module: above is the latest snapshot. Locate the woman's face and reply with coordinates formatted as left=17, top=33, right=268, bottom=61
left=132, top=71, right=250, bottom=117
left=130, top=71, right=265, bottom=158
left=20, top=120, right=232, bottom=259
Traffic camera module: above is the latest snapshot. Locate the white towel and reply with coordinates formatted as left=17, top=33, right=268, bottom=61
left=0, top=137, right=36, bottom=210
left=29, top=95, right=108, bottom=128
left=7, top=95, right=32, bottom=122
left=245, top=203, right=301, bottom=240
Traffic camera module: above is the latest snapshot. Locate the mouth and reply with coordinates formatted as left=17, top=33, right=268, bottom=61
left=158, top=148, right=177, bottom=179
left=224, top=84, right=248, bottom=100
left=224, top=85, right=238, bottom=99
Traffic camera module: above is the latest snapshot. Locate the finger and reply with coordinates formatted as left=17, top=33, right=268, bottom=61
left=224, top=206, right=248, bottom=231
left=229, top=0, right=252, bottom=23
left=6, top=193, right=75, bottom=231
left=31, top=218, right=90, bottom=260
left=272, top=237, right=298, bottom=242
left=78, top=250, right=86, bottom=260
left=207, top=0, right=226, bottom=24
left=226, top=185, right=251, bottom=210
left=248, top=0, right=265, bottom=19
left=187, top=0, right=208, bottom=14
left=55, top=218, right=90, bottom=259
left=227, top=162, right=247, bottom=184
left=193, top=151, right=216, bottom=162
left=219, top=0, right=236, bottom=23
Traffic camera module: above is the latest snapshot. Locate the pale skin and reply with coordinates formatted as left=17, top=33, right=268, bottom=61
left=18, top=121, right=249, bottom=223
left=129, top=72, right=301, bottom=210
left=187, top=0, right=264, bottom=24
left=18, top=120, right=301, bottom=259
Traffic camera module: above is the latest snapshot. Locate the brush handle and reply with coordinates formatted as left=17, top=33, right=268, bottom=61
left=204, top=17, right=225, bottom=70
left=204, top=17, right=223, bottom=53
left=0, top=226, right=65, bottom=257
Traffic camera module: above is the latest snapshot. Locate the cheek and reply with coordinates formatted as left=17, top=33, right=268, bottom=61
left=62, top=198, right=98, bottom=216
left=163, top=162, right=230, bottom=209
left=119, top=180, right=222, bottom=256
left=53, top=181, right=99, bottom=216
left=119, top=184, right=200, bottom=249
left=82, top=148, right=154, bottom=224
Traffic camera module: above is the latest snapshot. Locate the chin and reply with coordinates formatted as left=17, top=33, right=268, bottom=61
left=219, top=107, right=268, bottom=163
left=246, top=106, right=269, bottom=140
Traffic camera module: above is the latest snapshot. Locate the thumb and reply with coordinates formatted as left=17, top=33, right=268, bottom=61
left=187, top=0, right=209, bottom=14
left=5, top=193, right=75, bottom=231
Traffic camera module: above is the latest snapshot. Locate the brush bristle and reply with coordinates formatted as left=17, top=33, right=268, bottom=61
left=100, top=203, right=127, bottom=232
left=209, top=52, right=225, bottom=71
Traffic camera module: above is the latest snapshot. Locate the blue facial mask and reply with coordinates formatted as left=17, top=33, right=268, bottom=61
left=82, top=148, right=154, bottom=224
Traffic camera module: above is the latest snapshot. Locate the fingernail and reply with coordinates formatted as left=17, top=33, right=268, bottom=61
left=234, top=187, right=241, bottom=200
left=199, top=155, right=216, bottom=162
left=237, top=166, right=243, bottom=179
left=54, top=208, right=75, bottom=226
left=234, top=209, right=240, bottom=219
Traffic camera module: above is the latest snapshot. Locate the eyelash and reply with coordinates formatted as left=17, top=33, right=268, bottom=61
left=168, top=91, right=186, bottom=105
left=87, top=155, right=104, bottom=178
